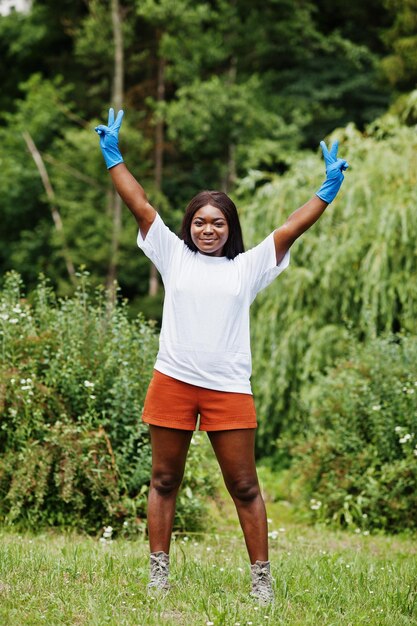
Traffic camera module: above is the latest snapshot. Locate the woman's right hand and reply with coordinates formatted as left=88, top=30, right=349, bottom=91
left=94, top=108, right=124, bottom=170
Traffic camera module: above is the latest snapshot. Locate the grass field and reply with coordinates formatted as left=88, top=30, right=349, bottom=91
left=1, top=474, right=416, bottom=625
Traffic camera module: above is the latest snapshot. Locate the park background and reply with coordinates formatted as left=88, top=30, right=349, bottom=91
left=0, top=1, right=417, bottom=623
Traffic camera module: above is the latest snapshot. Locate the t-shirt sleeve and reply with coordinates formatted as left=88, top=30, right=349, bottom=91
left=240, top=232, right=290, bottom=302
left=136, top=213, right=182, bottom=279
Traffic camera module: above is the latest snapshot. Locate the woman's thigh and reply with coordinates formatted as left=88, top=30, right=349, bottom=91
left=149, top=425, right=194, bottom=477
left=207, top=428, right=258, bottom=488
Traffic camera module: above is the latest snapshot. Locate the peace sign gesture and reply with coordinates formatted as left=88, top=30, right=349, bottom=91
left=316, top=140, right=349, bottom=204
left=94, top=108, right=124, bottom=169
left=320, top=140, right=348, bottom=174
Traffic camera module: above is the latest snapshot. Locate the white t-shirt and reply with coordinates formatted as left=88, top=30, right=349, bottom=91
left=137, top=213, right=290, bottom=394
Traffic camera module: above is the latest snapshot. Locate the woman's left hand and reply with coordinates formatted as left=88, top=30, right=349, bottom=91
left=316, top=140, right=349, bottom=204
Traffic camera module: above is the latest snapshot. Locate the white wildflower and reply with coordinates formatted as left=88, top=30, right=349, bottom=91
left=310, top=498, right=322, bottom=510
left=84, top=380, right=94, bottom=388
left=399, top=434, right=412, bottom=444
left=103, top=526, right=113, bottom=539
left=372, top=405, right=381, bottom=411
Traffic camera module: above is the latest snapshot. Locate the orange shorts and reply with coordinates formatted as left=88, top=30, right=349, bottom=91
left=141, top=370, right=257, bottom=431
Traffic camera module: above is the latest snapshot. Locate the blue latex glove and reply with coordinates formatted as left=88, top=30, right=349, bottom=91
left=316, top=140, right=348, bottom=204
left=94, top=108, right=124, bottom=169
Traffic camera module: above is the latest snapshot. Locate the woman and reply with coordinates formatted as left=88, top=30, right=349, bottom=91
left=95, top=108, right=348, bottom=605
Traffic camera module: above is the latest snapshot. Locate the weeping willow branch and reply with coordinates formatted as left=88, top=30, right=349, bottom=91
left=22, top=131, right=77, bottom=285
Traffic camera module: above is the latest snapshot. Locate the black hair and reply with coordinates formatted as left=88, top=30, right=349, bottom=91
left=180, top=190, right=244, bottom=259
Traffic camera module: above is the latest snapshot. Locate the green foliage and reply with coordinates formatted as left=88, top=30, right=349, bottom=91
left=0, top=1, right=85, bottom=112
left=0, top=272, right=218, bottom=533
left=165, top=74, right=300, bottom=185
left=240, top=117, right=417, bottom=455
left=381, top=0, right=417, bottom=89
left=288, top=335, right=417, bottom=533
left=0, top=73, right=155, bottom=301
left=0, top=75, right=75, bottom=284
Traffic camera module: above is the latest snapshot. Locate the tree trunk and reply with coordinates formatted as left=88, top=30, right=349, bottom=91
left=222, top=55, right=237, bottom=193
left=22, top=131, right=76, bottom=285
left=149, top=38, right=166, bottom=297
left=107, top=0, right=124, bottom=300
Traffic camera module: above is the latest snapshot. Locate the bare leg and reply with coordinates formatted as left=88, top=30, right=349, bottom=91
left=147, top=425, right=193, bottom=554
left=207, top=428, right=268, bottom=564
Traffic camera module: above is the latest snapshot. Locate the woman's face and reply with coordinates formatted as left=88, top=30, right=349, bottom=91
left=190, top=204, right=229, bottom=257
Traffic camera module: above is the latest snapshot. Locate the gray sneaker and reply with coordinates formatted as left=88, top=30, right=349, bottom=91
left=147, top=551, right=170, bottom=595
left=250, top=560, right=275, bottom=605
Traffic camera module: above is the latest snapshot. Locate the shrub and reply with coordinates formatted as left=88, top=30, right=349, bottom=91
left=288, top=334, right=417, bottom=533
left=0, top=272, right=218, bottom=533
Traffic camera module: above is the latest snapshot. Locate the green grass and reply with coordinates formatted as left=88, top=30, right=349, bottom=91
left=0, top=512, right=416, bottom=625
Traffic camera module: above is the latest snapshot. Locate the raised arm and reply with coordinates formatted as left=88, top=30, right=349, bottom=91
left=95, top=108, right=156, bottom=238
left=273, top=141, right=348, bottom=265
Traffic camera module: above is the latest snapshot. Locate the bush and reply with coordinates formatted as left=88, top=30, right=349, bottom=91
left=288, top=334, right=417, bottom=533
left=0, top=272, right=218, bottom=533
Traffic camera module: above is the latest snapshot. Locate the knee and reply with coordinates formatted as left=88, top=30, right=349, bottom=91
left=229, top=478, right=260, bottom=503
left=151, top=471, right=183, bottom=496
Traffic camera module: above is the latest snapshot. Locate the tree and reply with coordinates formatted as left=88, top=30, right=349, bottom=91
left=380, top=0, right=417, bottom=90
